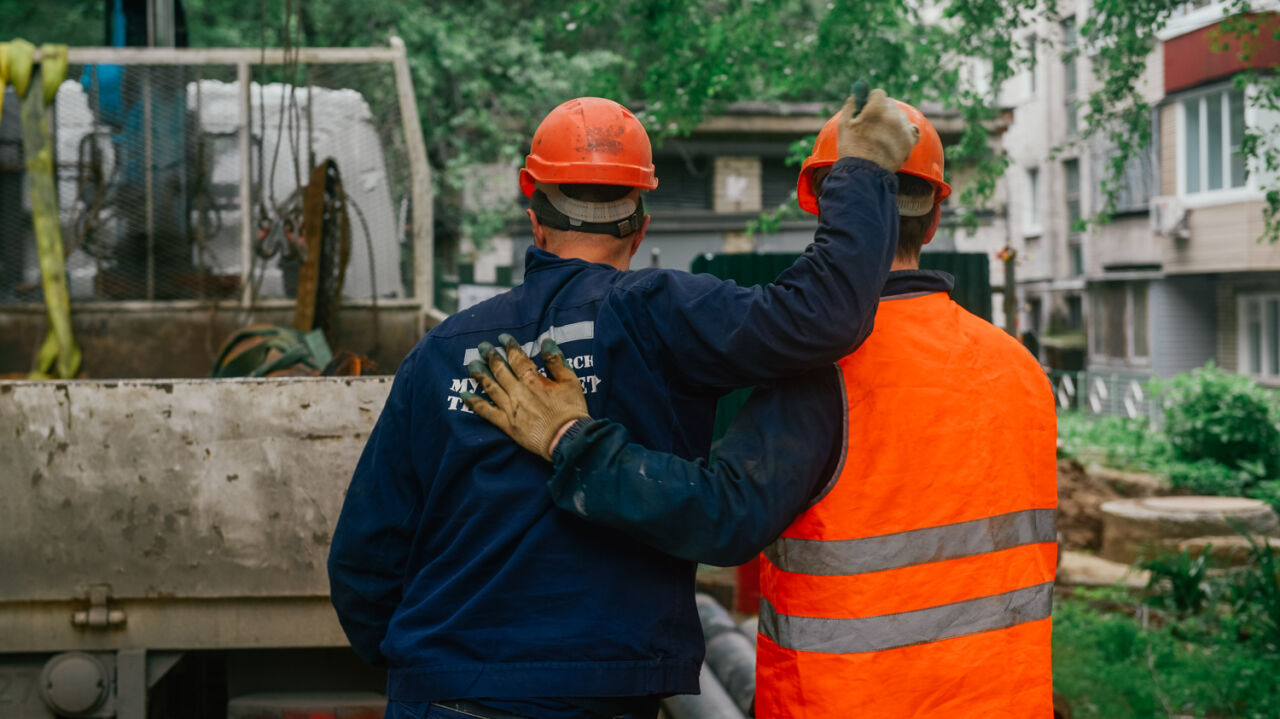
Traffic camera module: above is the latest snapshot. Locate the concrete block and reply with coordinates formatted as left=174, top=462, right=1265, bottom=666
left=1100, top=496, right=1280, bottom=564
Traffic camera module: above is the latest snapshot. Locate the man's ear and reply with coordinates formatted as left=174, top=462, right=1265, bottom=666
left=626, top=215, right=651, bottom=260
left=527, top=209, right=548, bottom=250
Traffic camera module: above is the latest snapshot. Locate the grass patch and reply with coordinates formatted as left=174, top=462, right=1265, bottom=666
left=1055, top=592, right=1280, bottom=718
left=1055, top=539, right=1280, bottom=718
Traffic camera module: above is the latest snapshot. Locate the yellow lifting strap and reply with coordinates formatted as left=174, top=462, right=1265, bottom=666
left=0, top=43, right=9, bottom=120
left=16, top=41, right=80, bottom=380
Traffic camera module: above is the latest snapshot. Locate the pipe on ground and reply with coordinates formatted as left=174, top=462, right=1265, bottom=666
left=695, top=594, right=756, bottom=716
left=662, top=662, right=747, bottom=719
left=738, top=616, right=758, bottom=649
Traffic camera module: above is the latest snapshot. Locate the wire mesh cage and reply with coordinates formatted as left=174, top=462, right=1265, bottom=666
left=0, top=47, right=422, bottom=309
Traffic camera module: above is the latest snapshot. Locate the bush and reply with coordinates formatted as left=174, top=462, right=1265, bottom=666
left=1057, top=412, right=1170, bottom=473
left=1165, top=458, right=1264, bottom=498
left=1058, top=365, right=1280, bottom=510
left=1153, top=362, right=1280, bottom=475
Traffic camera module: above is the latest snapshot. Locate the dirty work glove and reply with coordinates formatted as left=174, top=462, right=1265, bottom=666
left=462, top=334, right=591, bottom=461
left=835, top=87, right=919, bottom=172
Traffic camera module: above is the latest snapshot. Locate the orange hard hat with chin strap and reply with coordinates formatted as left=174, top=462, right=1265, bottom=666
left=796, top=101, right=951, bottom=216
left=520, top=97, right=659, bottom=197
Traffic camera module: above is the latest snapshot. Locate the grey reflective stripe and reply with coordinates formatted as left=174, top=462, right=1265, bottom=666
left=765, top=508, right=1055, bottom=576
left=759, top=581, right=1053, bottom=655
left=461, top=321, right=595, bottom=365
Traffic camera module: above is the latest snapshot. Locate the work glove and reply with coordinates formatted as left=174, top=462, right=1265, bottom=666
left=462, top=335, right=591, bottom=462
left=835, top=86, right=919, bottom=172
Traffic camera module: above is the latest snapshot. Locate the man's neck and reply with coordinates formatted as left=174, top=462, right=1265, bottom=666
left=549, top=242, right=630, bottom=271
left=889, top=257, right=920, bottom=272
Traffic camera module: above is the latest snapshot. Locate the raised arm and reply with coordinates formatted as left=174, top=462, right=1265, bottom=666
left=609, top=89, right=916, bottom=387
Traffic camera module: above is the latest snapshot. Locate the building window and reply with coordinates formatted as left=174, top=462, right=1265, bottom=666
left=1171, top=0, right=1218, bottom=17
left=1093, top=282, right=1150, bottom=362
left=1064, top=159, right=1081, bottom=229
left=1105, top=284, right=1127, bottom=358
left=760, top=157, right=798, bottom=209
left=1133, top=284, right=1150, bottom=358
left=648, top=154, right=712, bottom=211
left=1026, top=166, right=1041, bottom=230
left=1181, top=86, right=1246, bottom=196
left=1091, top=137, right=1156, bottom=214
left=1240, top=293, right=1280, bottom=381
left=1069, top=241, right=1084, bottom=277
left=1028, top=296, right=1044, bottom=335
left=1066, top=294, right=1083, bottom=330
left=1063, top=19, right=1078, bottom=136
left=1091, top=291, right=1106, bottom=356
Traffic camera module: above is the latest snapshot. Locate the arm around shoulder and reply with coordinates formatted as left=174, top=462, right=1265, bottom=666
left=546, top=366, right=845, bottom=565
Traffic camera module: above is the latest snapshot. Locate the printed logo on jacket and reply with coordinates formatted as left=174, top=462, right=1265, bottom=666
left=446, top=321, right=602, bottom=412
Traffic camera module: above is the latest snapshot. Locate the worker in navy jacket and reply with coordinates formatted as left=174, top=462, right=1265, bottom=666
left=328, top=91, right=919, bottom=719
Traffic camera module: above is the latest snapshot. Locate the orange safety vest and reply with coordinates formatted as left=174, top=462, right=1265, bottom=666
left=757, top=291, right=1058, bottom=719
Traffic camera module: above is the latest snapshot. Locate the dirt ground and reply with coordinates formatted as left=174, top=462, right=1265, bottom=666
left=1056, top=458, right=1124, bottom=551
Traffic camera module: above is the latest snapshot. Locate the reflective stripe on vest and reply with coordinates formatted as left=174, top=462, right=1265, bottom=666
left=760, top=581, right=1054, bottom=654
left=765, top=507, right=1055, bottom=576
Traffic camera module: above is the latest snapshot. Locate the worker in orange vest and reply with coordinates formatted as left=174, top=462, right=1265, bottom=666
left=463, top=101, right=1058, bottom=718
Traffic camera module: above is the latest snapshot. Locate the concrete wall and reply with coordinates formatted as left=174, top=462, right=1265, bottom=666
left=712, top=157, right=763, bottom=213
left=1089, top=215, right=1165, bottom=274
left=1165, top=201, right=1280, bottom=274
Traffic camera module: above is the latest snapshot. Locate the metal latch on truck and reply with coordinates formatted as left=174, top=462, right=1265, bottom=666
left=71, top=585, right=127, bottom=629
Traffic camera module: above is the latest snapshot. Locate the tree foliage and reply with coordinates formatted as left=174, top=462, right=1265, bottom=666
left=6, top=0, right=1280, bottom=245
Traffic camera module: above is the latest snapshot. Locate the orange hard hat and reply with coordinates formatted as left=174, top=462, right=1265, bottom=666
left=520, top=97, right=658, bottom=197
left=796, top=100, right=951, bottom=215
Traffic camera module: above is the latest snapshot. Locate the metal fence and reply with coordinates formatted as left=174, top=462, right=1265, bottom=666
left=0, top=42, right=432, bottom=312
left=1048, top=369, right=1160, bottom=421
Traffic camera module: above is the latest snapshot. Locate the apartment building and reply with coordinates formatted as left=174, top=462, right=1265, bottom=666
left=1000, top=0, right=1280, bottom=387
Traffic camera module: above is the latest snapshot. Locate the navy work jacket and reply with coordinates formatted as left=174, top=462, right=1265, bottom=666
left=327, top=158, right=899, bottom=705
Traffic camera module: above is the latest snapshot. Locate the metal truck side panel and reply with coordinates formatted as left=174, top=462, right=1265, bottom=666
left=0, top=377, right=391, bottom=604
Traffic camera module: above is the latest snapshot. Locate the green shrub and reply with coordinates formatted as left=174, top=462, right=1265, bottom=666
left=1142, top=546, right=1214, bottom=616
left=1165, top=458, right=1263, bottom=498
left=1056, top=412, right=1170, bottom=473
left=1152, top=362, right=1280, bottom=475
left=1224, top=536, right=1280, bottom=653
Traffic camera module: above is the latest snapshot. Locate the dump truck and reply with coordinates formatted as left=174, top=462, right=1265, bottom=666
left=0, top=39, right=438, bottom=719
